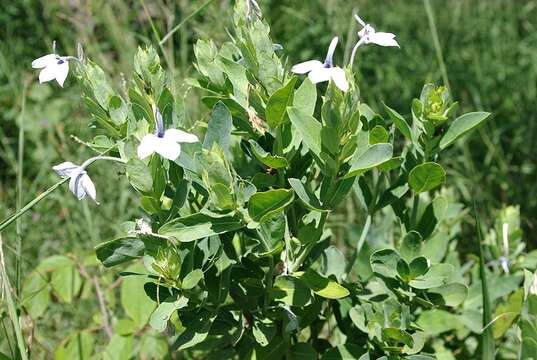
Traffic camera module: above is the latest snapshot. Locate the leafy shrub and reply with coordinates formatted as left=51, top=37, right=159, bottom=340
left=4, top=1, right=537, bottom=359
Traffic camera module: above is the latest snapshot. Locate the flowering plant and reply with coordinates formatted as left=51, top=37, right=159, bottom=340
left=10, top=1, right=535, bottom=358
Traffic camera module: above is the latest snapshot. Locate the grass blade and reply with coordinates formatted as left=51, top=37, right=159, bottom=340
left=0, top=234, right=28, bottom=360
left=473, top=199, right=495, bottom=359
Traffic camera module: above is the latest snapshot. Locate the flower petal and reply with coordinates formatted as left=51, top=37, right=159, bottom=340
left=38, top=64, right=60, bottom=84
left=80, top=173, right=97, bottom=203
left=354, top=14, right=366, bottom=27
left=155, top=138, right=182, bottom=160
left=164, top=129, right=199, bottom=143
left=55, top=61, right=69, bottom=87
left=329, top=67, right=349, bottom=92
left=325, top=36, right=339, bottom=64
left=369, top=32, right=399, bottom=47
left=308, top=67, right=332, bottom=84
left=137, top=134, right=159, bottom=159
left=53, top=162, right=81, bottom=177
left=69, top=173, right=87, bottom=200
left=32, top=54, right=56, bottom=69
left=291, top=60, right=323, bottom=74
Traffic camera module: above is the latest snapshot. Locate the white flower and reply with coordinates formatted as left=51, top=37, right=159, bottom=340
left=31, top=54, right=71, bottom=87
left=53, top=162, right=97, bottom=203
left=355, top=14, right=399, bottom=48
left=350, top=14, right=399, bottom=66
left=137, top=106, right=199, bottom=161
left=291, top=36, right=349, bottom=92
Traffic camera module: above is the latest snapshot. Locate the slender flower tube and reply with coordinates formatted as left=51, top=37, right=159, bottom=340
left=137, top=106, right=199, bottom=161
left=52, top=156, right=126, bottom=204
left=291, top=37, right=349, bottom=92
left=499, top=222, right=510, bottom=274
left=350, top=14, right=399, bottom=66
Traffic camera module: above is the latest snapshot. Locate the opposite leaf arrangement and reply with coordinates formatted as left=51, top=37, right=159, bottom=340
left=28, top=1, right=532, bottom=359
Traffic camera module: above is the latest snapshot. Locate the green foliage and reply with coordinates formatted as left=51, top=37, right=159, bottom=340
left=1, top=0, right=535, bottom=359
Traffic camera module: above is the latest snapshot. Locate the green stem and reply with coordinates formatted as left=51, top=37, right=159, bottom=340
left=355, top=214, right=372, bottom=256
left=264, top=255, right=274, bottom=311
left=0, top=235, right=28, bottom=360
left=15, top=83, right=28, bottom=296
left=423, top=0, right=451, bottom=91
left=0, top=149, right=123, bottom=233
left=159, top=0, right=216, bottom=46
left=290, top=212, right=328, bottom=273
left=0, top=178, right=69, bottom=233
left=474, top=200, right=495, bottom=359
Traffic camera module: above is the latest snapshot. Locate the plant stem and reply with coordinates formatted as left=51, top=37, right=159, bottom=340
left=0, top=234, right=28, bottom=360
left=0, top=178, right=69, bottom=233
left=15, top=82, right=28, bottom=296
left=290, top=212, right=328, bottom=273
left=355, top=214, right=372, bottom=256
left=473, top=200, right=495, bottom=359
left=159, top=0, right=216, bottom=46
left=423, top=0, right=451, bottom=91
left=0, top=145, right=123, bottom=233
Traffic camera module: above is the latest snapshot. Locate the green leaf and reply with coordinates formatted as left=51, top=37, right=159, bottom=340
left=409, top=257, right=429, bottom=279
left=294, top=78, right=317, bottom=116
left=171, top=311, right=216, bottom=350
left=149, top=296, right=188, bottom=332
left=272, top=275, right=312, bottom=307
left=140, top=335, right=169, bottom=359
left=126, top=159, right=153, bottom=193
left=440, top=112, right=491, bottom=149
left=121, top=265, right=155, bottom=328
left=298, top=270, right=349, bottom=299
left=322, top=246, right=346, bottom=281
left=266, top=77, right=297, bottom=128
left=492, top=289, right=523, bottom=339
left=347, top=143, right=393, bottom=178
left=416, top=309, right=463, bottom=336
left=408, top=162, right=446, bottom=193
left=50, top=260, right=82, bottom=304
left=182, top=269, right=204, bottom=290
left=248, top=189, right=294, bottom=223
left=203, top=102, right=232, bottom=155
left=253, top=320, right=276, bottom=347
left=249, top=140, right=288, bottom=169
left=103, top=334, right=133, bottom=360
left=522, top=337, right=537, bottom=360
left=55, top=331, right=94, bottom=360
left=370, top=248, right=400, bottom=279
left=429, top=283, right=468, bottom=307
left=290, top=343, right=317, bottom=360
left=95, top=237, right=145, bottom=267
left=159, top=212, right=243, bottom=242
left=216, top=56, right=249, bottom=109
left=288, top=107, right=322, bottom=157
left=22, top=271, right=50, bottom=318
left=409, top=263, right=453, bottom=289
left=384, top=103, right=412, bottom=140
left=321, top=343, right=365, bottom=359
left=369, top=125, right=389, bottom=144
left=400, top=231, right=423, bottom=262
left=383, top=328, right=414, bottom=347
left=288, top=178, right=326, bottom=212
